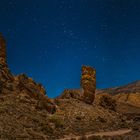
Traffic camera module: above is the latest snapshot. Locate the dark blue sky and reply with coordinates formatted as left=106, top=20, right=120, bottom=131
left=0, top=0, right=140, bottom=97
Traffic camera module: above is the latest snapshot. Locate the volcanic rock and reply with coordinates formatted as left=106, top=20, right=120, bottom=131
left=57, top=89, right=83, bottom=100
left=0, top=33, right=13, bottom=82
left=96, top=81, right=140, bottom=108
left=81, top=65, right=96, bottom=104
left=0, top=34, right=56, bottom=114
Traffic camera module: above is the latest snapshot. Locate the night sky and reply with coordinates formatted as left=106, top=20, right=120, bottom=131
left=0, top=0, right=140, bottom=97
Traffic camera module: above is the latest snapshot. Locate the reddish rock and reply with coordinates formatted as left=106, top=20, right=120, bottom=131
left=81, top=65, right=96, bottom=104
left=0, top=33, right=13, bottom=82
left=58, top=65, right=96, bottom=104
left=15, top=74, right=46, bottom=95
left=0, top=33, right=6, bottom=62
left=57, top=89, right=83, bottom=100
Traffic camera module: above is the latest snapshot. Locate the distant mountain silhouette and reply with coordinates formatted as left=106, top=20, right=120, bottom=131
left=96, top=80, right=140, bottom=95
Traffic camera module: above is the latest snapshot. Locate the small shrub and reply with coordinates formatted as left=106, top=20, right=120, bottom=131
left=49, top=116, right=64, bottom=128
left=41, top=124, right=54, bottom=134
left=99, top=94, right=117, bottom=111
left=97, top=116, right=107, bottom=123
left=76, top=116, right=82, bottom=120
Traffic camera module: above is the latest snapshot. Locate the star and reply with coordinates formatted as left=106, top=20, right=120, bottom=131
left=56, top=46, right=60, bottom=49
left=8, top=0, right=16, bottom=8
left=102, top=57, right=105, bottom=62
left=83, top=47, right=87, bottom=50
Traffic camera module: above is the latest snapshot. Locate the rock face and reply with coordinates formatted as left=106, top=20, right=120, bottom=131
left=57, top=89, right=83, bottom=100
left=81, top=65, right=96, bottom=104
left=0, top=33, right=56, bottom=114
left=96, top=80, right=140, bottom=108
left=0, top=33, right=13, bottom=82
left=0, top=34, right=6, bottom=62
left=15, top=74, right=46, bottom=95
left=58, top=65, right=96, bottom=104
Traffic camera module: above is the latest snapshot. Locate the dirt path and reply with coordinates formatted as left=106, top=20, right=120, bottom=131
left=92, top=129, right=132, bottom=137
left=58, top=129, right=132, bottom=140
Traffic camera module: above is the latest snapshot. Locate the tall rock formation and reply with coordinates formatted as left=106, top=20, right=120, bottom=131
left=0, top=33, right=13, bottom=82
left=81, top=65, right=96, bottom=104
left=0, top=33, right=56, bottom=113
left=0, top=34, right=6, bottom=62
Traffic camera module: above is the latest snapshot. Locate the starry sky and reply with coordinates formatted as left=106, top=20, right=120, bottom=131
left=0, top=0, right=140, bottom=97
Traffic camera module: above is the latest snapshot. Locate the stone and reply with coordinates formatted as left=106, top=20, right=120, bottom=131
left=0, top=33, right=13, bottom=82
left=81, top=65, right=96, bottom=104
left=58, top=89, right=83, bottom=100
left=15, top=74, right=46, bottom=95
left=99, top=94, right=117, bottom=111
left=0, top=33, right=6, bottom=62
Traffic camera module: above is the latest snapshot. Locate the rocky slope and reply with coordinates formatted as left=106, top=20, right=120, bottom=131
left=96, top=80, right=140, bottom=95
left=96, top=81, right=140, bottom=107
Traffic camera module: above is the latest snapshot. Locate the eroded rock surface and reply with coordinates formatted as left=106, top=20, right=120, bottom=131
left=58, top=65, right=96, bottom=105
left=0, top=33, right=56, bottom=114
left=0, top=33, right=13, bottom=82
left=81, top=65, right=96, bottom=104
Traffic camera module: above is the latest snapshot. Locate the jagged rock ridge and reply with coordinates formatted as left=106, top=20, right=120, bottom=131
left=0, top=33, right=56, bottom=114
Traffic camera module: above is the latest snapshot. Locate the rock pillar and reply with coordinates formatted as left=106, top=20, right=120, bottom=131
left=0, top=33, right=13, bottom=82
left=81, top=65, right=96, bottom=104
left=0, top=33, right=7, bottom=65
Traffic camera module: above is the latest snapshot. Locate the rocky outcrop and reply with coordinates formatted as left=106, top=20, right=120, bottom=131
left=0, top=34, right=6, bottom=62
left=99, top=94, right=117, bottom=111
left=57, top=89, right=83, bottom=100
left=0, top=33, right=13, bottom=82
left=58, top=65, right=96, bottom=104
left=0, top=33, right=56, bottom=114
left=15, top=74, right=46, bottom=95
left=81, top=65, right=96, bottom=104
left=96, top=80, right=140, bottom=108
